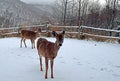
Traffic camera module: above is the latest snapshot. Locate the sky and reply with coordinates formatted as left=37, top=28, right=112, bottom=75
left=20, top=0, right=55, bottom=4
left=21, top=0, right=106, bottom=4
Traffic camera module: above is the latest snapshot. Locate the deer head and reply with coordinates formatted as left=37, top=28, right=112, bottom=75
left=52, top=31, right=65, bottom=46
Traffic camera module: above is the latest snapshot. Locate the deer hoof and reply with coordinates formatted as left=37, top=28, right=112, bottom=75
left=40, top=68, right=43, bottom=71
left=45, top=76, right=47, bottom=79
left=51, top=75, right=54, bottom=79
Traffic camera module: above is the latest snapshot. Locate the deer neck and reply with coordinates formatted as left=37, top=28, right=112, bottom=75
left=55, top=40, right=60, bottom=50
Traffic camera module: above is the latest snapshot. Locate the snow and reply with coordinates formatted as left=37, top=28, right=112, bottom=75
left=0, top=37, right=120, bottom=81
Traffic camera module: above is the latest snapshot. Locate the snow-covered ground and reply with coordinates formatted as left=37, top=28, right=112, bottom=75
left=0, top=37, right=120, bottom=81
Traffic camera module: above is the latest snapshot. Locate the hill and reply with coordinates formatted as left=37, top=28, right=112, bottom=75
left=0, top=0, right=53, bottom=26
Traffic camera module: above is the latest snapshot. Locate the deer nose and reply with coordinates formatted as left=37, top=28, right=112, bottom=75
left=59, top=44, right=62, bottom=46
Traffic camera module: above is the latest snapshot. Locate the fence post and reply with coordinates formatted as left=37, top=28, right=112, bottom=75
left=109, top=31, right=112, bottom=36
left=45, top=22, right=51, bottom=37
left=45, top=23, right=48, bottom=33
left=17, top=25, right=21, bottom=34
left=119, top=32, right=120, bottom=37
left=78, top=25, right=82, bottom=39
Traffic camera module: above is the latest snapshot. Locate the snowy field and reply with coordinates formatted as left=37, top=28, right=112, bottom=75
left=0, top=37, right=120, bottom=81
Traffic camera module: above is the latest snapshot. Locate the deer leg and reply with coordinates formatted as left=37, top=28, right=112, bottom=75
left=20, top=38, right=23, bottom=48
left=39, top=55, right=43, bottom=71
left=45, top=57, right=48, bottom=79
left=31, top=39, right=35, bottom=49
left=50, top=60, right=54, bottom=78
left=33, top=40, right=35, bottom=48
left=23, top=39, right=27, bottom=48
left=31, top=39, right=33, bottom=49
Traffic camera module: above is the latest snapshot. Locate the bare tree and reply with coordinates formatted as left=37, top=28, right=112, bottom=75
left=63, top=0, right=69, bottom=25
left=111, top=0, right=117, bottom=29
left=53, top=0, right=64, bottom=25
left=1, top=9, right=13, bottom=28
left=77, top=0, right=82, bottom=26
left=87, top=0, right=101, bottom=27
left=81, top=0, right=89, bottom=25
left=53, top=0, right=119, bottom=28
left=53, top=0, right=69, bottom=25
left=66, top=0, right=78, bottom=25
left=104, top=0, right=118, bottom=29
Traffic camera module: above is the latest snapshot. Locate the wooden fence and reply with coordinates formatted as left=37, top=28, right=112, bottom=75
left=0, top=25, right=46, bottom=37
left=0, top=25, right=120, bottom=43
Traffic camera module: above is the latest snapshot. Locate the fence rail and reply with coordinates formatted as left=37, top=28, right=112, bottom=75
left=48, top=25, right=120, bottom=38
left=79, top=26, right=120, bottom=37
left=0, top=25, right=120, bottom=43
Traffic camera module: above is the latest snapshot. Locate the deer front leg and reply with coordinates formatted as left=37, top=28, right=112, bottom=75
left=33, top=40, right=35, bottom=48
left=23, top=39, right=27, bottom=48
left=45, top=57, right=48, bottom=79
left=50, top=60, right=54, bottom=78
left=31, top=39, right=34, bottom=49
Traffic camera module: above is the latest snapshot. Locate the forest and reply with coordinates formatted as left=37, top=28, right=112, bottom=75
left=53, top=0, right=120, bottom=29
left=0, top=0, right=120, bottom=29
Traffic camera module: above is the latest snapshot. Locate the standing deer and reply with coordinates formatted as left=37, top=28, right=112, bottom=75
left=20, top=30, right=40, bottom=49
left=37, top=31, right=65, bottom=79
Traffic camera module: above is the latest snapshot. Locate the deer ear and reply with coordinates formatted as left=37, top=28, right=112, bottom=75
left=62, top=31, right=65, bottom=34
left=52, top=31, right=57, bottom=37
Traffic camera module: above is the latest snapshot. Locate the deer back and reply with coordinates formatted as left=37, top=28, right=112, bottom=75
left=21, top=30, right=39, bottom=39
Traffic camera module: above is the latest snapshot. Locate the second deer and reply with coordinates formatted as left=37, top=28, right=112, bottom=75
left=37, top=31, right=65, bottom=79
left=20, top=29, right=40, bottom=49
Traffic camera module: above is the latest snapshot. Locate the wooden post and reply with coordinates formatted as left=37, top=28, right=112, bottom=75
left=119, top=32, right=120, bottom=37
left=78, top=25, right=82, bottom=39
left=109, top=31, right=112, bottom=36
left=17, top=25, right=21, bottom=34
left=45, top=22, right=51, bottom=37
left=45, top=23, right=48, bottom=34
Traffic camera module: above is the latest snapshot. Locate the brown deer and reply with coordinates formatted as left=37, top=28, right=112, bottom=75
left=20, top=30, right=40, bottom=49
left=37, top=31, right=65, bottom=79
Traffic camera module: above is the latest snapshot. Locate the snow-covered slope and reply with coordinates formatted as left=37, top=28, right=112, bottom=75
left=0, top=0, right=46, bottom=23
left=0, top=37, right=120, bottom=81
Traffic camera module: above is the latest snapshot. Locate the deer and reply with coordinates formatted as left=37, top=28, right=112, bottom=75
left=37, top=31, right=65, bottom=79
left=20, top=29, right=40, bottom=49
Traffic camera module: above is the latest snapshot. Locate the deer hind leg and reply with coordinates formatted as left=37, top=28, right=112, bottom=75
left=45, top=57, right=49, bottom=79
left=23, top=38, right=27, bottom=48
left=33, top=40, right=35, bottom=48
left=39, top=54, right=43, bottom=71
left=31, top=39, right=33, bottom=49
left=31, top=39, right=35, bottom=49
left=20, top=37, right=23, bottom=48
left=50, top=60, right=54, bottom=78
